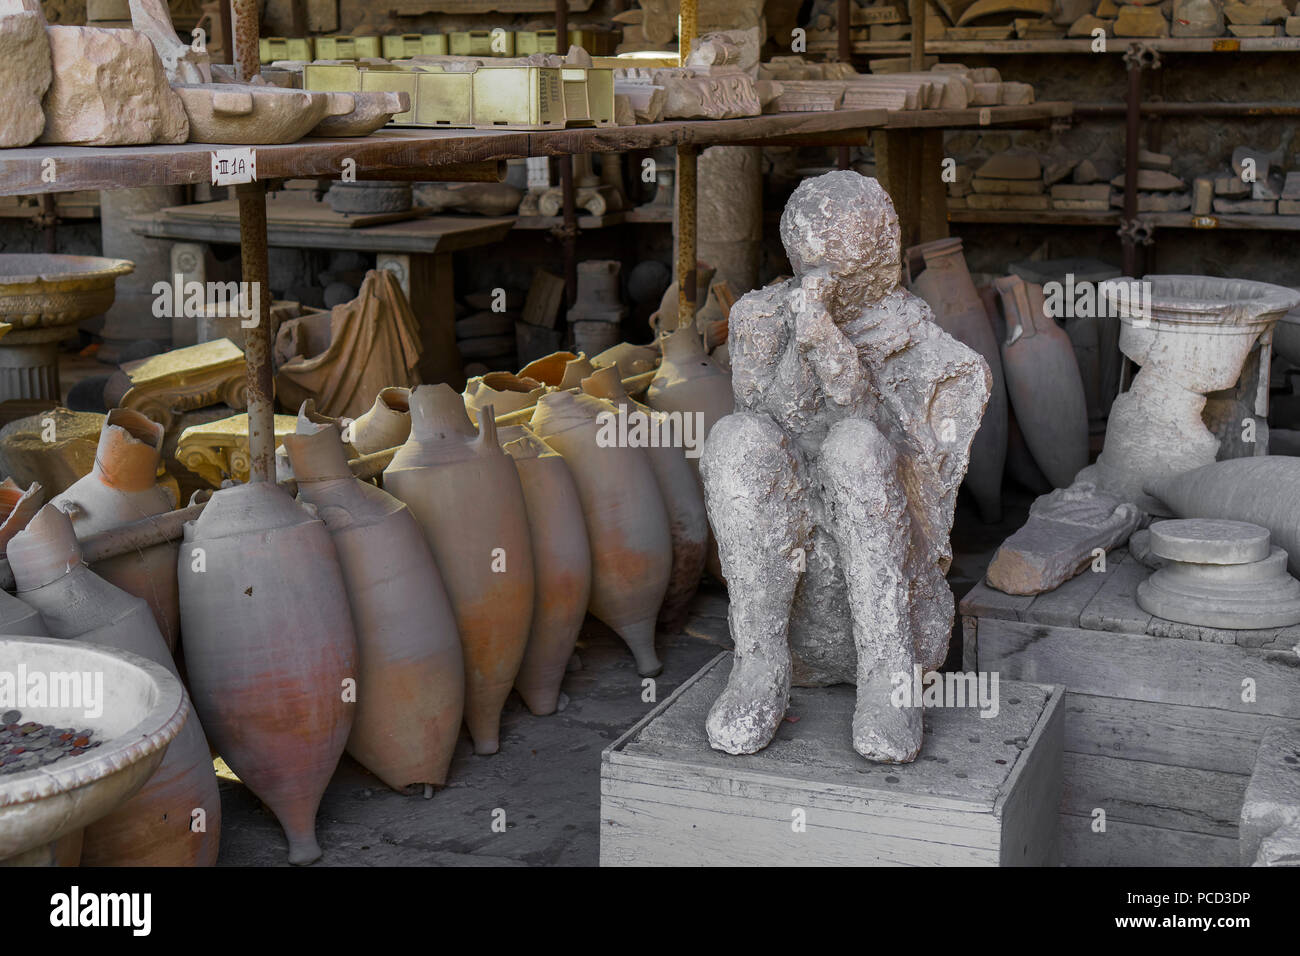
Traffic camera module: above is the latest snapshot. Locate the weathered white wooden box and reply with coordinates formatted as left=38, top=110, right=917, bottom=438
left=961, top=548, right=1300, bottom=867
left=600, top=652, right=1063, bottom=866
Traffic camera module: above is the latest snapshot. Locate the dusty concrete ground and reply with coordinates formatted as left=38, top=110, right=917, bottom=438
left=215, top=490, right=1033, bottom=867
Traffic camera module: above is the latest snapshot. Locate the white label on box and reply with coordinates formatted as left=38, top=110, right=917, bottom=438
left=978, top=108, right=992, bottom=126
left=211, top=148, right=257, bottom=186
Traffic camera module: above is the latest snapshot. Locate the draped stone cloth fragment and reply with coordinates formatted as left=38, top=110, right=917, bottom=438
left=275, top=269, right=423, bottom=421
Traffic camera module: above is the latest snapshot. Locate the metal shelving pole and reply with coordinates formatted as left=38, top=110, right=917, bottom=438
left=676, top=0, right=700, bottom=325
left=230, top=0, right=275, bottom=481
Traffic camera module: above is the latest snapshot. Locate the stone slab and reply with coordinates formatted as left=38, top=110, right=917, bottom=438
left=1213, top=198, right=1278, bottom=214
left=1149, top=518, right=1271, bottom=564
left=971, top=177, right=1046, bottom=195
left=966, top=193, right=1051, bottom=211
left=1051, top=183, right=1111, bottom=201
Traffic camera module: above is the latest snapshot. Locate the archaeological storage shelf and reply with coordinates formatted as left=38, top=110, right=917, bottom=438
left=811, top=27, right=1300, bottom=272
left=0, top=102, right=1071, bottom=483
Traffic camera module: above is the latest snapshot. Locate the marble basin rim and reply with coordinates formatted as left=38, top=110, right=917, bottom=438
left=0, top=255, right=134, bottom=330
left=1105, top=275, right=1300, bottom=392
left=0, top=636, right=188, bottom=862
left=1103, top=274, right=1300, bottom=333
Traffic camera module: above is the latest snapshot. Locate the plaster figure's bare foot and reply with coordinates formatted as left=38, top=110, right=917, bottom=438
left=706, top=648, right=792, bottom=754
left=852, top=674, right=923, bottom=763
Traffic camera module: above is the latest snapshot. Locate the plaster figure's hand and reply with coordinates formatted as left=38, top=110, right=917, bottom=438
left=792, top=273, right=838, bottom=354
left=794, top=274, right=866, bottom=407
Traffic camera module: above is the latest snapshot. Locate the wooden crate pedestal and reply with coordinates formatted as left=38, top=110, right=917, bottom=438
left=600, top=652, right=1063, bottom=866
left=961, top=548, right=1300, bottom=866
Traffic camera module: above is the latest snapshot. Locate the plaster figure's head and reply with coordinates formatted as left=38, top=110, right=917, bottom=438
left=780, top=172, right=902, bottom=307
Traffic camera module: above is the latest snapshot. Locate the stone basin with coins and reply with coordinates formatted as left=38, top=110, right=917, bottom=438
left=0, top=636, right=186, bottom=866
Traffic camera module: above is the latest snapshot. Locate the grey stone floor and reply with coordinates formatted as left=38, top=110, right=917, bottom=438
left=216, top=490, right=1033, bottom=866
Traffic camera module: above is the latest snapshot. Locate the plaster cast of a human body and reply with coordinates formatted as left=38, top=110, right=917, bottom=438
left=700, top=172, right=990, bottom=763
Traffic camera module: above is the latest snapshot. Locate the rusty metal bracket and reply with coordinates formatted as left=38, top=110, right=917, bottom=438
left=1117, top=217, right=1155, bottom=247
left=1123, top=42, right=1162, bottom=71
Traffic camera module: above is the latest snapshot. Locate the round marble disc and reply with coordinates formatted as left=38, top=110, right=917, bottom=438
left=1148, top=518, right=1271, bottom=565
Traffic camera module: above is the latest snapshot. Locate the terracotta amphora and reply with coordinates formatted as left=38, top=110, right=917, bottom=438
left=581, top=365, right=707, bottom=632
left=908, top=238, right=1009, bottom=523
left=178, top=480, right=357, bottom=865
left=0, top=478, right=47, bottom=635
left=383, top=384, right=534, bottom=755
left=592, top=341, right=659, bottom=378
left=995, top=275, right=1090, bottom=489
left=350, top=386, right=411, bottom=455
left=530, top=390, right=672, bottom=675
left=274, top=399, right=356, bottom=483
left=496, top=424, right=592, bottom=715
left=282, top=412, right=465, bottom=789
left=464, top=372, right=545, bottom=427
left=519, top=350, right=578, bottom=386
left=9, top=504, right=221, bottom=866
left=51, top=408, right=181, bottom=651
left=646, top=318, right=734, bottom=448
left=0, top=477, right=41, bottom=552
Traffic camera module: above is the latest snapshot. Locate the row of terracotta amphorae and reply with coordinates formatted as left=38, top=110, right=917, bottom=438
left=906, top=237, right=1091, bottom=523
left=0, top=317, right=733, bottom=867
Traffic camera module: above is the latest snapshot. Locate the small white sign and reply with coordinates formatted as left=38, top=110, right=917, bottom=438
left=525, top=156, right=550, bottom=190
left=211, top=147, right=256, bottom=186
left=978, top=107, right=992, bottom=126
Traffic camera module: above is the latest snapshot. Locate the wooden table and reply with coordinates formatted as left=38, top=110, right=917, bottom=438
left=129, top=198, right=515, bottom=385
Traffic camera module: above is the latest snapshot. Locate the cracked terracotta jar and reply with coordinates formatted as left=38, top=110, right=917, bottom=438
left=530, top=389, right=671, bottom=676
left=350, top=386, right=411, bottom=455
left=0, top=478, right=47, bottom=635
left=383, top=384, right=533, bottom=755
left=178, top=480, right=357, bottom=865
left=9, top=504, right=221, bottom=866
left=519, top=350, right=578, bottom=386
left=519, top=351, right=594, bottom=389
left=581, top=365, right=706, bottom=632
left=646, top=319, right=734, bottom=464
left=907, top=237, right=1008, bottom=524
left=51, top=408, right=180, bottom=651
left=995, top=275, right=1089, bottom=490
left=282, top=412, right=465, bottom=790
left=463, top=372, right=545, bottom=427
left=497, top=425, right=591, bottom=716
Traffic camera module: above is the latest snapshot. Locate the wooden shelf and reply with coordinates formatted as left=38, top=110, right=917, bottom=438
left=623, top=204, right=674, bottom=224
left=951, top=208, right=1300, bottom=231
left=811, top=37, right=1300, bottom=56
left=513, top=211, right=626, bottom=230
left=0, top=104, right=1072, bottom=198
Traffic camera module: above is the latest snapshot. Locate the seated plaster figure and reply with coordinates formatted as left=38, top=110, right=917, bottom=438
left=700, top=171, right=990, bottom=762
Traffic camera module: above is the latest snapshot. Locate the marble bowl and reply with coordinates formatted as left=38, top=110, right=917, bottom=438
left=0, top=636, right=187, bottom=865
left=0, top=255, right=133, bottom=330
